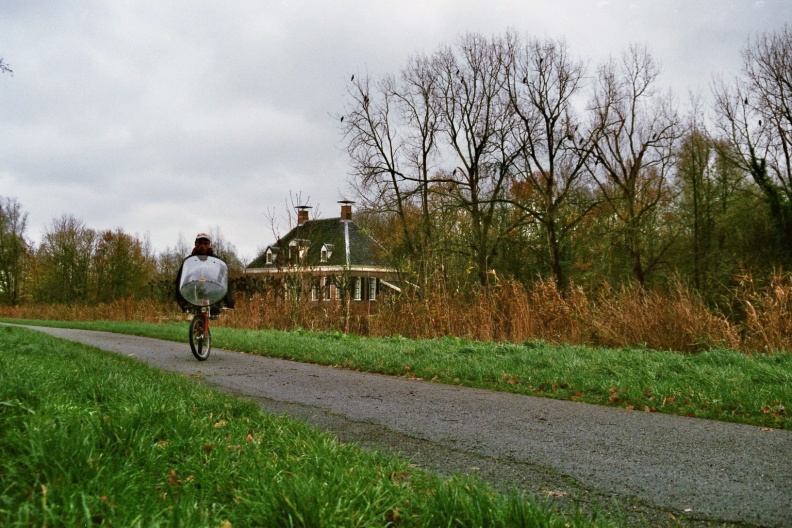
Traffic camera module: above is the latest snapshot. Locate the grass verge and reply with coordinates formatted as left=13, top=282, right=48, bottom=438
left=0, top=325, right=615, bottom=527
left=3, top=318, right=790, bottom=430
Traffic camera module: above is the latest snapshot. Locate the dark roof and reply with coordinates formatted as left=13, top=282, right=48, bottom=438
left=248, top=217, right=389, bottom=269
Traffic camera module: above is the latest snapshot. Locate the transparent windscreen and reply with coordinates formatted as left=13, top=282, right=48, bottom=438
left=178, top=255, right=228, bottom=306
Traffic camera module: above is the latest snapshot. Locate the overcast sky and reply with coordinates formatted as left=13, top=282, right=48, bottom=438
left=1, top=1, right=789, bottom=262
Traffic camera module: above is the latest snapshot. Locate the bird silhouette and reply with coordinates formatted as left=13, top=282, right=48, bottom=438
left=351, top=74, right=354, bottom=81
left=744, top=97, right=749, bottom=105
left=340, top=116, right=344, bottom=122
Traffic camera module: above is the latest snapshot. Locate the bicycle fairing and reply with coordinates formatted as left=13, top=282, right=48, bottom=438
left=177, top=255, right=228, bottom=360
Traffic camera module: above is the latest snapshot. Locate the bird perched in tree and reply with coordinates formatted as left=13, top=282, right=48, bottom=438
left=351, top=74, right=354, bottom=81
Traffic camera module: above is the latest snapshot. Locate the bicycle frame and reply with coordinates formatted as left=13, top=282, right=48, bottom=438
left=189, top=305, right=212, bottom=360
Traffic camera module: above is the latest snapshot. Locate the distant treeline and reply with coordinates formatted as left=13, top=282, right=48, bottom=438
left=2, top=27, right=792, bottom=313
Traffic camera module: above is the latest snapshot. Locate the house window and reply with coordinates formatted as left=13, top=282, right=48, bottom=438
left=324, top=276, right=332, bottom=300
left=311, top=279, right=320, bottom=301
left=353, top=277, right=362, bottom=301
left=368, top=277, right=377, bottom=301
left=289, top=239, right=309, bottom=264
left=265, top=249, right=273, bottom=265
left=320, top=244, right=334, bottom=263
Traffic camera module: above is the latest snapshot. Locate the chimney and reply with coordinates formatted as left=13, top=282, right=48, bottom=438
left=339, top=200, right=354, bottom=221
left=296, top=205, right=311, bottom=226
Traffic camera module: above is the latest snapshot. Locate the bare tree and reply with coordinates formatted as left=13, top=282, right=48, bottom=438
left=712, top=24, right=792, bottom=255
left=341, top=56, right=441, bottom=281
left=0, top=58, right=12, bottom=76
left=507, top=35, right=596, bottom=289
left=432, top=33, right=518, bottom=286
left=589, top=44, right=682, bottom=286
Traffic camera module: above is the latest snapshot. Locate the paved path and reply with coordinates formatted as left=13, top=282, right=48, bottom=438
left=15, top=326, right=792, bottom=527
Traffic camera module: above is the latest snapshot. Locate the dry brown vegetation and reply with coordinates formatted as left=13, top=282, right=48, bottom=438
left=4, top=275, right=792, bottom=354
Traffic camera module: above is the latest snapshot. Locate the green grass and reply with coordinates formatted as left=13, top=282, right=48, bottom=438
left=0, top=325, right=616, bottom=527
left=4, top=318, right=791, bottom=431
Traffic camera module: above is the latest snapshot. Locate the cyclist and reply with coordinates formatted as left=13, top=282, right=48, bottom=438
left=175, top=233, right=235, bottom=314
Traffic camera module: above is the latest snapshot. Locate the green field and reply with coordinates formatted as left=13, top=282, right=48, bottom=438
left=0, top=324, right=624, bottom=527
left=6, top=319, right=791, bottom=430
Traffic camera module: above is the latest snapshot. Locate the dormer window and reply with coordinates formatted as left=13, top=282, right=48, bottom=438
left=265, top=248, right=274, bottom=265
left=320, top=244, right=334, bottom=263
left=289, top=240, right=298, bottom=262
left=288, top=239, right=310, bottom=264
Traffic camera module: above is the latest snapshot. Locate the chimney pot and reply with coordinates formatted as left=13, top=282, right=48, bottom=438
left=296, top=205, right=311, bottom=226
left=338, top=200, right=354, bottom=221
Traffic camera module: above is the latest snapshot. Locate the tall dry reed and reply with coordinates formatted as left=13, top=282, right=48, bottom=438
left=2, top=274, right=790, bottom=354
left=736, top=273, right=792, bottom=352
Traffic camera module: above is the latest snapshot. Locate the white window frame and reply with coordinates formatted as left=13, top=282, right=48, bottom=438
left=368, top=277, right=377, bottom=301
left=353, top=277, right=362, bottom=301
left=320, top=244, right=333, bottom=263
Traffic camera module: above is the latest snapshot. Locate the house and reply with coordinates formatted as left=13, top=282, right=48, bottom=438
left=244, top=201, right=401, bottom=305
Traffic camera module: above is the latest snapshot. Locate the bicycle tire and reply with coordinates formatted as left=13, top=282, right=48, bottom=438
left=189, top=315, right=211, bottom=360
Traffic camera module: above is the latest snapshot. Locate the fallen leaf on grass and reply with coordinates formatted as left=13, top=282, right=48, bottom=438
left=390, top=471, right=410, bottom=484
left=168, top=469, right=181, bottom=486
left=761, top=401, right=787, bottom=417
left=386, top=508, right=401, bottom=523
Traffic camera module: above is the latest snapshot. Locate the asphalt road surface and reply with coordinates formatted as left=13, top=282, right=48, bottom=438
left=14, top=325, right=792, bottom=527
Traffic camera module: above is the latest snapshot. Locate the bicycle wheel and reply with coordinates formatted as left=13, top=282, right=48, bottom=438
left=189, top=315, right=212, bottom=360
